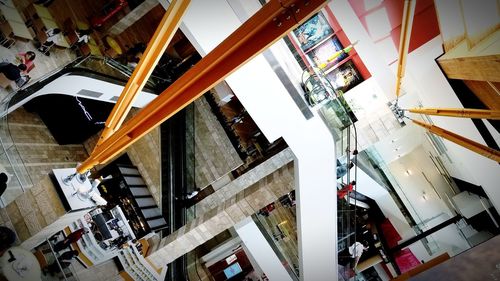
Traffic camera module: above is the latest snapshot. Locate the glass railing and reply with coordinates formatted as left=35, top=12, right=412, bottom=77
left=0, top=91, right=32, bottom=206
left=103, top=57, right=170, bottom=90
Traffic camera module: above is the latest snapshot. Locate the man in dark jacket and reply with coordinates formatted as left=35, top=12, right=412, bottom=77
left=0, top=62, right=26, bottom=82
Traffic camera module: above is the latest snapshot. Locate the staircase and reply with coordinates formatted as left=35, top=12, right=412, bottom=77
left=118, top=165, right=168, bottom=232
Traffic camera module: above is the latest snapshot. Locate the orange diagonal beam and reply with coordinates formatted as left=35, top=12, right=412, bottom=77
left=408, top=107, right=500, bottom=119
left=77, top=0, right=328, bottom=173
left=413, top=119, right=500, bottom=162
left=395, top=0, right=416, bottom=98
left=95, top=0, right=191, bottom=147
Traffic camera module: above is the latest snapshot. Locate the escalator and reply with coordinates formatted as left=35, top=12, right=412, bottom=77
left=0, top=56, right=165, bottom=117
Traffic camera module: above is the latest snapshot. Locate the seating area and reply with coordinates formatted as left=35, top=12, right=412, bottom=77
left=0, top=0, right=147, bottom=92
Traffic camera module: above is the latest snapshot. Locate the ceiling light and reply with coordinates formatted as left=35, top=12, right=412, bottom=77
left=422, top=191, right=428, bottom=201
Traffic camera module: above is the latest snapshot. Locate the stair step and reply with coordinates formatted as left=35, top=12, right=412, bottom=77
left=129, top=187, right=151, bottom=197
left=147, top=217, right=167, bottom=229
left=136, top=197, right=157, bottom=208
left=118, top=166, right=140, bottom=175
left=141, top=208, right=162, bottom=219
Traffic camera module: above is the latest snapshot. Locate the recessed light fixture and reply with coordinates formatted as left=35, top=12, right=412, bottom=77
left=422, top=191, right=428, bottom=201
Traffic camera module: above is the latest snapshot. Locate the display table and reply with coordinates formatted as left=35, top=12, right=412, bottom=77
left=23, top=4, right=69, bottom=47
left=0, top=5, right=32, bottom=40
left=52, top=168, right=100, bottom=211
left=0, top=247, right=41, bottom=281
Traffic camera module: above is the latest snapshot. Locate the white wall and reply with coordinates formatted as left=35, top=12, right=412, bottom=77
left=328, top=0, right=397, bottom=101
left=402, top=36, right=500, bottom=212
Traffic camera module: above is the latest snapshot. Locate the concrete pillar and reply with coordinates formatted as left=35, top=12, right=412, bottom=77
left=235, top=217, right=293, bottom=281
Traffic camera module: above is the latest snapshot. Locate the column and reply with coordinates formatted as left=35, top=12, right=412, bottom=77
left=235, top=217, right=293, bottom=281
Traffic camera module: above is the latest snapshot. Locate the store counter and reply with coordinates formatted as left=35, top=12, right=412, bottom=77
left=66, top=205, right=136, bottom=267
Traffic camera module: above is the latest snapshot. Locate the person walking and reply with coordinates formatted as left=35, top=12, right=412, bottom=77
left=43, top=250, right=79, bottom=276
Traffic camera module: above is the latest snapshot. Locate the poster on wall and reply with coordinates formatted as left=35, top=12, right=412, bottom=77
left=325, top=60, right=363, bottom=93
left=293, top=12, right=333, bottom=51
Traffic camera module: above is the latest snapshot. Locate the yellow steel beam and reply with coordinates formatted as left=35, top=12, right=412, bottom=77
left=413, top=119, right=500, bottom=162
left=408, top=107, right=500, bottom=119
left=77, top=0, right=328, bottom=174
left=395, top=0, right=416, bottom=98
left=95, top=0, right=191, bottom=147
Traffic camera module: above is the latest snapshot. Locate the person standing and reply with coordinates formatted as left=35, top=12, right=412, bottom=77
left=348, top=241, right=369, bottom=269
left=37, top=28, right=61, bottom=55
left=0, top=62, right=29, bottom=87
left=52, top=228, right=88, bottom=252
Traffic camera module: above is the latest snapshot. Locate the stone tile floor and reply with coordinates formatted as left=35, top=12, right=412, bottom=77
left=0, top=40, right=76, bottom=97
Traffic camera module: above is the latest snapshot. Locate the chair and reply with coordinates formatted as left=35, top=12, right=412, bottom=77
left=38, top=40, right=54, bottom=56
left=0, top=22, right=15, bottom=48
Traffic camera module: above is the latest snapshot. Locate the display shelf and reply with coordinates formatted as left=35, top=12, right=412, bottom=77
left=68, top=217, right=117, bottom=266
left=117, top=242, right=160, bottom=281
left=322, top=54, right=355, bottom=75
left=111, top=205, right=136, bottom=240
left=303, top=32, right=338, bottom=54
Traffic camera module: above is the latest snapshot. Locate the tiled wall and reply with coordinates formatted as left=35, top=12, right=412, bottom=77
left=193, top=147, right=294, bottom=215
left=126, top=127, right=162, bottom=205
left=7, top=108, right=88, bottom=183
left=112, top=98, right=243, bottom=206
left=193, top=98, right=243, bottom=189
left=0, top=176, right=67, bottom=243
left=147, top=162, right=295, bottom=268
left=0, top=107, right=90, bottom=246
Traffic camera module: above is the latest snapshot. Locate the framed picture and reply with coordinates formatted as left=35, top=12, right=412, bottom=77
left=325, top=60, right=363, bottom=93
left=309, top=35, right=346, bottom=68
left=293, top=12, right=334, bottom=51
